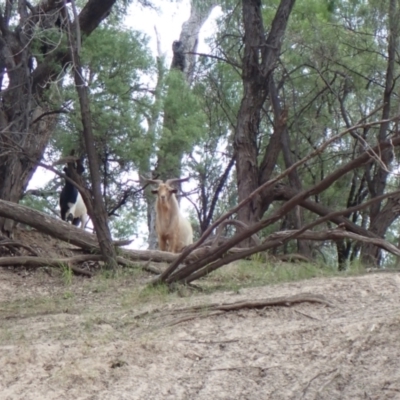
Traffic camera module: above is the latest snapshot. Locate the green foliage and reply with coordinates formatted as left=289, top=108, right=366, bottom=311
left=156, top=70, right=207, bottom=177
left=46, top=26, right=155, bottom=238
left=55, top=26, right=154, bottom=164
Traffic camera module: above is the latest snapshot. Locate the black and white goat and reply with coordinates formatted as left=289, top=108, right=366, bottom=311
left=59, top=167, right=88, bottom=229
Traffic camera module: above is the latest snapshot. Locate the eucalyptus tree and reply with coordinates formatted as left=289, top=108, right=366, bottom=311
left=187, top=0, right=400, bottom=268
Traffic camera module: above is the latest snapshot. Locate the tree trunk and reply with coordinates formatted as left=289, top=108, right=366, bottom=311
left=234, top=0, right=296, bottom=232
left=267, top=78, right=312, bottom=257
left=0, top=106, right=58, bottom=236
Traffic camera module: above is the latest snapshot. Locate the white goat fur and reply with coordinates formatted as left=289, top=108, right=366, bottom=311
left=66, top=193, right=88, bottom=229
left=151, top=180, right=193, bottom=253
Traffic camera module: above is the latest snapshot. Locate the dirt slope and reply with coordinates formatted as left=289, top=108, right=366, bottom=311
left=1, top=269, right=400, bottom=400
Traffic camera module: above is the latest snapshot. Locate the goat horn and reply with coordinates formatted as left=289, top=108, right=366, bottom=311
left=165, top=177, right=190, bottom=186
left=140, top=176, right=164, bottom=185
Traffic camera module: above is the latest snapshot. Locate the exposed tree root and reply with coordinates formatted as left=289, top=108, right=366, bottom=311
left=133, top=293, right=335, bottom=328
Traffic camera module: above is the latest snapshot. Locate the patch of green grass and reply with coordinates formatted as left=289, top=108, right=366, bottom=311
left=0, top=289, right=80, bottom=321
left=62, top=291, right=74, bottom=299
left=200, top=258, right=366, bottom=293
left=136, top=282, right=175, bottom=303
left=60, top=263, right=73, bottom=286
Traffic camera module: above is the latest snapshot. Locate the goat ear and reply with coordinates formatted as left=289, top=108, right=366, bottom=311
left=170, top=188, right=178, bottom=194
left=151, top=189, right=158, bottom=194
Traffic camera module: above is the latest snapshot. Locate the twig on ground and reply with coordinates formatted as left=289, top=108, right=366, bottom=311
left=294, top=309, right=321, bottom=321
left=302, top=368, right=338, bottom=398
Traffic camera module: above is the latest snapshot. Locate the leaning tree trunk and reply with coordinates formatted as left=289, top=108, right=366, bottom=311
left=0, top=0, right=118, bottom=237
left=234, top=0, right=296, bottom=236
left=66, top=3, right=118, bottom=269
left=146, top=0, right=217, bottom=249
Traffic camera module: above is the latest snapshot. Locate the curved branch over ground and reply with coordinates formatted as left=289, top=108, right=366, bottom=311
left=171, top=228, right=400, bottom=285
left=165, top=186, right=400, bottom=285
left=155, top=115, right=399, bottom=284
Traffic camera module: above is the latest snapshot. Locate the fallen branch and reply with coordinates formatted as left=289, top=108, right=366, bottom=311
left=0, top=255, right=95, bottom=276
left=268, top=229, right=400, bottom=257
left=131, top=260, right=162, bottom=275
left=0, top=254, right=162, bottom=276
left=0, top=199, right=214, bottom=265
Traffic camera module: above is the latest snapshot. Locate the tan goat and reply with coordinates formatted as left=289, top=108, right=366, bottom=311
left=145, top=177, right=193, bottom=253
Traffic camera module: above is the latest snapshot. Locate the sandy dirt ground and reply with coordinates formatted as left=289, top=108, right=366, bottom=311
left=1, top=266, right=400, bottom=400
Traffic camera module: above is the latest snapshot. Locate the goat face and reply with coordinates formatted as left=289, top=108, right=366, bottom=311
left=152, top=183, right=177, bottom=205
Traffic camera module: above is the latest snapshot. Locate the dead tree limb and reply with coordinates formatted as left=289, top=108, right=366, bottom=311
left=0, top=199, right=100, bottom=250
